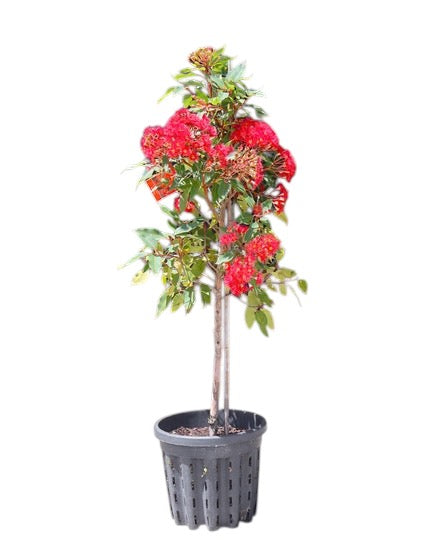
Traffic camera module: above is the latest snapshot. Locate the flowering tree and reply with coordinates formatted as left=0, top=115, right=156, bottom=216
left=125, top=47, right=307, bottom=435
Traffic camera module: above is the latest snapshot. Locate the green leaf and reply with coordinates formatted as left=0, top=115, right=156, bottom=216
left=171, top=293, right=183, bottom=312
left=298, top=279, right=308, bottom=293
left=256, top=288, right=273, bottom=306
left=245, top=307, right=255, bottom=328
left=174, top=219, right=202, bottom=235
left=217, top=91, right=229, bottom=101
left=183, top=94, right=193, bottom=107
left=217, top=250, right=236, bottom=264
left=132, top=270, right=149, bottom=285
left=276, top=249, right=285, bottom=261
left=136, top=228, right=166, bottom=248
left=279, top=284, right=287, bottom=295
left=136, top=166, right=156, bottom=189
left=254, top=310, right=268, bottom=336
left=247, top=290, right=261, bottom=307
left=210, top=74, right=225, bottom=88
left=226, top=63, right=246, bottom=82
left=147, top=254, right=163, bottom=274
left=157, top=293, right=169, bottom=316
left=118, top=251, right=147, bottom=269
left=251, top=105, right=267, bottom=118
left=280, top=268, right=296, bottom=278
left=237, top=212, right=253, bottom=225
left=262, top=199, right=273, bottom=211
left=263, top=309, right=275, bottom=329
left=232, top=180, right=246, bottom=194
left=245, top=196, right=255, bottom=208
left=158, top=85, right=182, bottom=103
left=188, top=179, right=201, bottom=199
left=183, top=287, right=195, bottom=312
left=200, top=284, right=211, bottom=305
left=212, top=181, right=230, bottom=203
left=192, top=258, right=206, bottom=277
left=160, top=205, right=179, bottom=220
left=275, top=211, right=288, bottom=224
left=174, top=68, right=197, bottom=80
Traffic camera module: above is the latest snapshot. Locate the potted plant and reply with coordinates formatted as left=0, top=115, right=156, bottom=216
left=123, top=47, right=307, bottom=530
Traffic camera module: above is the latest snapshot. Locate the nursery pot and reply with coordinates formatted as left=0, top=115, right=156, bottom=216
left=154, top=409, right=267, bottom=530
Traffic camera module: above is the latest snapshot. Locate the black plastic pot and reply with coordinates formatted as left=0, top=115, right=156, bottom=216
left=154, top=409, right=267, bottom=530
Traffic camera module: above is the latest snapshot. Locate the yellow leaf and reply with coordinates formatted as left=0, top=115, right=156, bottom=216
left=132, top=270, right=149, bottom=285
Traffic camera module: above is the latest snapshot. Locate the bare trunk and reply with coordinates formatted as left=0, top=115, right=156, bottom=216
left=209, top=273, right=222, bottom=435
left=223, top=202, right=233, bottom=435
left=223, top=284, right=230, bottom=434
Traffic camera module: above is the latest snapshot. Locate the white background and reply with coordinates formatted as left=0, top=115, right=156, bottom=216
left=1, top=1, right=423, bottom=548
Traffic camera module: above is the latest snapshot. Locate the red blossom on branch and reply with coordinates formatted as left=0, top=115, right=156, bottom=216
left=272, top=183, right=289, bottom=213
left=141, top=108, right=217, bottom=162
left=245, top=233, right=280, bottom=263
left=230, top=118, right=280, bottom=150
left=224, top=255, right=257, bottom=296
left=219, top=222, right=249, bottom=247
left=174, top=196, right=196, bottom=213
left=274, top=146, right=296, bottom=182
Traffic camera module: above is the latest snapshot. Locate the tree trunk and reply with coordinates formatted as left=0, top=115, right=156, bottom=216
left=223, top=202, right=233, bottom=434
left=209, top=272, right=222, bottom=435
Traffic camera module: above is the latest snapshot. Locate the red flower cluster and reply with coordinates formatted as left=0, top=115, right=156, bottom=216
left=207, top=143, right=234, bottom=169
left=254, top=157, right=264, bottom=189
left=274, top=146, right=296, bottom=182
left=141, top=108, right=217, bottom=162
left=230, top=117, right=296, bottom=184
left=230, top=118, right=279, bottom=150
left=272, top=183, right=289, bottom=213
left=245, top=233, right=280, bottom=263
left=224, top=255, right=257, bottom=296
left=219, top=222, right=248, bottom=247
left=174, top=196, right=196, bottom=213
left=224, top=232, right=280, bottom=296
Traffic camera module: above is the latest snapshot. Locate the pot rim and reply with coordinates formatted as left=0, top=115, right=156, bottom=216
left=154, top=408, right=267, bottom=447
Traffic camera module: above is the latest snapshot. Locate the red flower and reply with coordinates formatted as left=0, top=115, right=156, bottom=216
left=253, top=204, right=263, bottom=217
left=255, top=158, right=264, bottom=188
left=174, top=196, right=196, bottom=213
left=140, top=108, right=217, bottom=163
left=275, top=146, right=296, bottom=182
left=230, top=222, right=249, bottom=235
left=219, top=222, right=249, bottom=248
left=224, top=255, right=257, bottom=296
left=255, top=272, right=264, bottom=286
left=272, top=183, right=289, bottom=213
left=140, top=126, right=166, bottom=162
left=230, top=118, right=279, bottom=150
left=245, top=233, right=280, bottom=262
left=208, top=143, right=234, bottom=169
left=220, top=232, right=238, bottom=247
